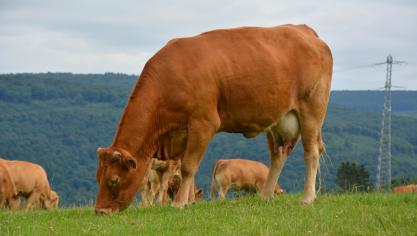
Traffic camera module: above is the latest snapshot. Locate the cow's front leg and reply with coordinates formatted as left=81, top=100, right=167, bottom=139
left=172, top=120, right=217, bottom=208
left=187, top=178, right=196, bottom=204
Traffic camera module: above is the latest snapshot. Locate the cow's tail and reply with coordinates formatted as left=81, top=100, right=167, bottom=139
left=210, top=161, right=220, bottom=199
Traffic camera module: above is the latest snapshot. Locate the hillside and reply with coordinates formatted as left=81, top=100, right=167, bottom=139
left=0, top=73, right=417, bottom=205
left=330, top=90, right=417, bottom=113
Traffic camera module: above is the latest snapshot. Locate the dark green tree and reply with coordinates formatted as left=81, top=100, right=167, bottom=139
left=336, top=162, right=370, bottom=192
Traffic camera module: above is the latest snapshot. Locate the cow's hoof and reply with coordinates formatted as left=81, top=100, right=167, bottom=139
left=301, top=194, right=315, bottom=205
left=171, top=201, right=186, bottom=209
left=259, top=191, right=274, bottom=199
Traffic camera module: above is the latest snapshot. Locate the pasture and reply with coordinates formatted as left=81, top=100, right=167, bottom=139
left=1, top=193, right=416, bottom=235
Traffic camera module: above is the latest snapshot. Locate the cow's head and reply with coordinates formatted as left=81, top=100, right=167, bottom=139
left=49, top=191, right=59, bottom=208
left=7, top=194, right=20, bottom=209
left=95, top=146, right=149, bottom=214
left=42, top=190, right=59, bottom=209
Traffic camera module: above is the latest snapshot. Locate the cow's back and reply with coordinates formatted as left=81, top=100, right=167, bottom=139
left=214, top=159, right=269, bottom=186
left=146, top=24, right=332, bottom=134
left=5, top=160, right=50, bottom=195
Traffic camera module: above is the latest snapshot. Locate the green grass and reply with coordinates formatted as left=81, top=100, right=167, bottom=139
left=1, top=193, right=416, bottom=235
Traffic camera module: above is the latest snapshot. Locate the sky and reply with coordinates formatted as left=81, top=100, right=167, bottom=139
left=0, top=0, right=416, bottom=90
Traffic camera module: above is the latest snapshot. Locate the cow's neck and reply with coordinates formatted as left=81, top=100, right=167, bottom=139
left=111, top=73, right=164, bottom=160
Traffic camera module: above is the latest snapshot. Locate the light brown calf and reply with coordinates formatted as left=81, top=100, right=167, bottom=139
left=0, top=159, right=20, bottom=209
left=393, top=184, right=417, bottom=193
left=140, top=158, right=203, bottom=206
left=140, top=158, right=181, bottom=205
left=3, top=160, right=57, bottom=210
left=211, top=159, right=284, bottom=199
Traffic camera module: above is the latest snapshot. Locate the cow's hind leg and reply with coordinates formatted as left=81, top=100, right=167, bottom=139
left=219, top=184, right=229, bottom=199
left=299, top=98, right=327, bottom=204
left=299, top=121, right=324, bottom=204
left=172, top=119, right=218, bottom=208
left=260, top=133, right=289, bottom=198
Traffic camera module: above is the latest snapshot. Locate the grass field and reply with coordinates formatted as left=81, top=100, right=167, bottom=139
left=1, top=193, right=416, bottom=235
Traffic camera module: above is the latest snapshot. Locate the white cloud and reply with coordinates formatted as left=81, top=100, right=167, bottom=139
left=1, top=0, right=416, bottom=89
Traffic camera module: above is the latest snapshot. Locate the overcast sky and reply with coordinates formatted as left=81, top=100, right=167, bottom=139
left=1, top=0, right=416, bottom=90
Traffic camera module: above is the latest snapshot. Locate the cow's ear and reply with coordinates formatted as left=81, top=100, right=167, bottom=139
left=97, top=147, right=105, bottom=158
left=97, top=147, right=104, bottom=154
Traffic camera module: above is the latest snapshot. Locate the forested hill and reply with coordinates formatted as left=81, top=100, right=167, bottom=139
left=330, top=90, right=417, bottom=114
left=1, top=73, right=417, bottom=206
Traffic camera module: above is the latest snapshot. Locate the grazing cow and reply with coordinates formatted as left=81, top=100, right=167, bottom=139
left=393, top=184, right=417, bottom=193
left=0, top=159, right=20, bottom=209
left=3, top=160, right=57, bottom=210
left=210, top=159, right=284, bottom=199
left=95, top=24, right=332, bottom=214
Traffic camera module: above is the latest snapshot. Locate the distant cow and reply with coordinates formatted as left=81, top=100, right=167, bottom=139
left=211, top=159, right=284, bottom=199
left=0, top=159, right=20, bottom=209
left=393, top=184, right=417, bottom=193
left=3, top=160, right=58, bottom=210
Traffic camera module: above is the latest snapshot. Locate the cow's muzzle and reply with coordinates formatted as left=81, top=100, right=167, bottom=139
left=95, top=207, right=118, bottom=215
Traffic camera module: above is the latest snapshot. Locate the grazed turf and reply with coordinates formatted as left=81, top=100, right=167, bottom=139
left=1, top=193, right=416, bottom=235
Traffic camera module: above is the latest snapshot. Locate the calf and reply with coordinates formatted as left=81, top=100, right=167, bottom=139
left=3, top=160, right=57, bottom=210
left=140, top=158, right=203, bottom=206
left=210, top=159, right=284, bottom=199
left=0, top=159, right=19, bottom=209
left=140, top=158, right=181, bottom=205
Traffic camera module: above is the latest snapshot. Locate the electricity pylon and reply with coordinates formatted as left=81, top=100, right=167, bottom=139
left=375, top=54, right=405, bottom=191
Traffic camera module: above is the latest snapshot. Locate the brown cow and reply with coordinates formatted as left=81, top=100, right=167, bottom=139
left=0, top=159, right=20, bottom=209
left=95, top=24, right=332, bottom=214
left=393, top=184, right=417, bottom=193
left=3, top=160, right=57, bottom=210
left=210, top=159, right=283, bottom=199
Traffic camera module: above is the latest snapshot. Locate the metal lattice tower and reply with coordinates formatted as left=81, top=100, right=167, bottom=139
left=375, top=55, right=404, bottom=191
left=376, top=55, right=392, bottom=191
